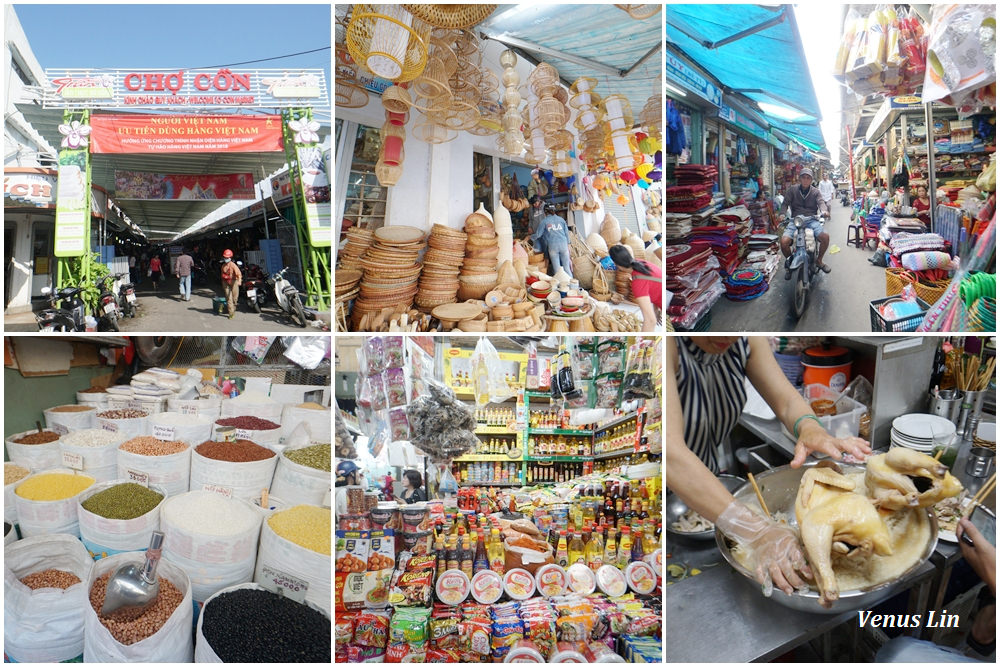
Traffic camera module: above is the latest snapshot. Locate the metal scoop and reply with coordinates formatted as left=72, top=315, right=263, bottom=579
left=101, top=531, right=164, bottom=618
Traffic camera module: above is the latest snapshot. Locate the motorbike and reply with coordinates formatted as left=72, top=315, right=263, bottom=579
left=785, top=215, right=822, bottom=319
left=839, top=189, right=852, bottom=207
left=35, top=285, right=88, bottom=332
left=191, top=259, right=209, bottom=287
left=96, top=275, right=121, bottom=331
left=115, top=272, right=137, bottom=318
left=268, top=267, right=308, bottom=328
left=242, top=263, right=269, bottom=313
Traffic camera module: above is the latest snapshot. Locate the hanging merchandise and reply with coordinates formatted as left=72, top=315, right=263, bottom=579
left=923, top=4, right=997, bottom=110
left=498, top=49, right=525, bottom=156
left=345, top=4, right=431, bottom=83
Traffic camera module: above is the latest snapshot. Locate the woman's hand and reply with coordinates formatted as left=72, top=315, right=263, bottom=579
left=958, top=517, right=996, bottom=596
left=791, top=419, right=872, bottom=468
left=716, top=501, right=813, bottom=596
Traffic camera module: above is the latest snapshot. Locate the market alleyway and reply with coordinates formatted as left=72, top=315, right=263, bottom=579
left=710, top=198, right=885, bottom=332
left=5, top=275, right=329, bottom=332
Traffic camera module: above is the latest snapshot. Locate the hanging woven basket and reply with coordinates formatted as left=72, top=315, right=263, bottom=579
left=346, top=4, right=431, bottom=83
left=402, top=4, right=498, bottom=30
left=614, top=4, right=661, bottom=20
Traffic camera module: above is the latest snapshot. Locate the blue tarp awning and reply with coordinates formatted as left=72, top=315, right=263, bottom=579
left=666, top=4, right=827, bottom=151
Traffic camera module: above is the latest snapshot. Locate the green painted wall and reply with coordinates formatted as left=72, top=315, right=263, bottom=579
left=4, top=366, right=109, bottom=459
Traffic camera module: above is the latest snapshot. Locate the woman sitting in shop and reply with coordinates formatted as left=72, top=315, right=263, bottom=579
left=398, top=470, right=427, bottom=504
left=666, top=337, right=872, bottom=597
left=911, top=184, right=932, bottom=224
left=609, top=245, right=661, bottom=332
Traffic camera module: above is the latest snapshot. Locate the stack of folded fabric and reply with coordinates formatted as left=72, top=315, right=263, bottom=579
left=688, top=225, right=741, bottom=274
left=664, top=243, right=725, bottom=329
left=665, top=212, right=693, bottom=240
left=674, top=164, right=718, bottom=186
left=665, top=184, right=713, bottom=213
left=747, top=199, right=775, bottom=233
left=723, top=269, right=769, bottom=300
left=889, top=232, right=946, bottom=255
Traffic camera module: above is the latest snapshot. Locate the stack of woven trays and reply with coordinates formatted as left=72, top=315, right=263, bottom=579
left=458, top=210, right=499, bottom=300
left=351, top=226, right=425, bottom=329
left=615, top=268, right=633, bottom=302
left=338, top=227, right=375, bottom=270
left=416, top=224, right=467, bottom=311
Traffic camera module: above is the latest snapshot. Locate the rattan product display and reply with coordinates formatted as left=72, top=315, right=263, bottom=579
left=351, top=226, right=427, bottom=328
left=640, top=93, right=662, bottom=140
left=498, top=49, right=524, bottom=156
left=334, top=47, right=371, bottom=109
left=402, top=4, right=497, bottom=30
left=338, top=228, right=375, bottom=270
left=614, top=4, right=662, bottom=20
left=346, top=4, right=432, bottom=83
left=416, top=225, right=467, bottom=311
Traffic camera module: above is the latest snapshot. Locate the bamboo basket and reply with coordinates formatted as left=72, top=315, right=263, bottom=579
left=885, top=268, right=950, bottom=305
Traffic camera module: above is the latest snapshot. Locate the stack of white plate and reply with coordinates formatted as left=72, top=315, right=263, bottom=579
left=890, top=413, right=957, bottom=452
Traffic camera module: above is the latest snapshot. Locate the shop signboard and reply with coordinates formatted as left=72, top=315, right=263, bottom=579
left=4, top=169, right=57, bottom=208
left=42, top=68, right=327, bottom=110
left=295, top=144, right=331, bottom=247
left=889, top=95, right=923, bottom=109
left=54, top=144, right=90, bottom=257
left=114, top=170, right=255, bottom=200
left=718, top=103, right=770, bottom=142
left=666, top=50, right=722, bottom=107
left=90, top=115, right=284, bottom=154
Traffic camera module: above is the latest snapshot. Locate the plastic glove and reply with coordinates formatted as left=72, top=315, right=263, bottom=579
left=716, top=501, right=812, bottom=597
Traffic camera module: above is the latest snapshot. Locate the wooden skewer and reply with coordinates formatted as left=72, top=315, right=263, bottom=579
left=747, top=472, right=771, bottom=519
left=934, top=449, right=944, bottom=461
left=964, top=473, right=996, bottom=519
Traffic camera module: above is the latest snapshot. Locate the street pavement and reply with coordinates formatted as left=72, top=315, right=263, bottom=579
left=710, top=198, right=884, bottom=332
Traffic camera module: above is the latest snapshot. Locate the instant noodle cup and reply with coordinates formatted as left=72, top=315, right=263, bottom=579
left=502, top=568, right=535, bottom=601
left=471, top=569, right=504, bottom=604
left=551, top=641, right=591, bottom=662
left=565, top=563, right=596, bottom=595
left=504, top=639, right=546, bottom=662
left=435, top=569, right=470, bottom=606
left=534, top=563, right=567, bottom=598
left=625, top=561, right=657, bottom=595
left=595, top=564, right=627, bottom=598
left=644, top=548, right=662, bottom=573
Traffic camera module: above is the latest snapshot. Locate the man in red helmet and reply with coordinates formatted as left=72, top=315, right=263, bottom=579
left=220, top=249, right=242, bottom=319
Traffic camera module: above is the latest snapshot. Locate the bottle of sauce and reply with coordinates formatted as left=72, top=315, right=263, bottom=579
left=555, top=530, right=569, bottom=567
left=586, top=526, right=604, bottom=572
left=604, top=528, right=617, bottom=566
left=489, top=528, right=505, bottom=574
left=473, top=530, right=489, bottom=574
left=617, top=527, right=632, bottom=569
left=446, top=536, right=459, bottom=571
left=460, top=534, right=474, bottom=579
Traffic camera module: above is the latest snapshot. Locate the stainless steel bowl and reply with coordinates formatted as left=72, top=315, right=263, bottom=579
left=666, top=474, right=745, bottom=543
left=714, top=462, right=938, bottom=614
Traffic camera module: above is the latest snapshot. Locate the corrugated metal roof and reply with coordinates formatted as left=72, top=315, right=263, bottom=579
left=479, top=4, right=661, bottom=113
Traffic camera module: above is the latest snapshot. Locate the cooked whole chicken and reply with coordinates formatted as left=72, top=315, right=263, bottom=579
left=865, top=448, right=964, bottom=511
left=795, top=462, right=893, bottom=607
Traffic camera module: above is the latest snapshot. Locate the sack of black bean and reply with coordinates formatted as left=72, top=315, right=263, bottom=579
left=4, top=534, right=94, bottom=662
left=269, top=443, right=331, bottom=506
left=83, top=551, right=193, bottom=662
left=194, top=582, right=331, bottom=662
left=76, top=481, right=166, bottom=560
left=5, top=428, right=63, bottom=472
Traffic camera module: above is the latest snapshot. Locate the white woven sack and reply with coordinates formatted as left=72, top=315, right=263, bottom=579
left=43, top=405, right=97, bottom=433
left=14, top=469, right=95, bottom=537
left=189, top=448, right=278, bottom=501
left=77, top=480, right=166, bottom=558
left=253, top=505, right=331, bottom=614
left=5, top=429, right=62, bottom=471
left=116, top=446, right=191, bottom=497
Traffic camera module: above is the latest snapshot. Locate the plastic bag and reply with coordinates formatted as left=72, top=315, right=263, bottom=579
left=923, top=4, right=996, bottom=103
left=281, top=335, right=329, bottom=370
left=470, top=337, right=514, bottom=405
left=405, top=378, right=478, bottom=464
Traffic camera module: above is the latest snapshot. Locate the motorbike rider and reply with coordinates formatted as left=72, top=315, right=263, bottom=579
left=220, top=249, right=242, bottom=319
left=779, top=169, right=831, bottom=274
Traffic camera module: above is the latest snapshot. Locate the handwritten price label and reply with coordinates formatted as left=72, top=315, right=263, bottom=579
left=260, top=565, right=309, bottom=602
left=62, top=452, right=84, bottom=470
left=126, top=469, right=148, bottom=487
left=235, top=429, right=254, bottom=440
left=101, top=421, right=119, bottom=433
left=127, top=400, right=143, bottom=411
left=180, top=404, right=200, bottom=415
left=50, top=423, right=69, bottom=436
left=202, top=484, right=233, bottom=498
left=152, top=424, right=176, bottom=441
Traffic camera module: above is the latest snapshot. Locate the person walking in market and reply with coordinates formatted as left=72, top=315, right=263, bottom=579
left=817, top=173, right=835, bottom=219
left=779, top=169, right=831, bottom=274
left=173, top=247, right=194, bottom=302
left=609, top=244, right=662, bottom=332
left=220, top=248, right=242, bottom=319
left=148, top=253, right=162, bottom=290
left=531, top=204, right=573, bottom=277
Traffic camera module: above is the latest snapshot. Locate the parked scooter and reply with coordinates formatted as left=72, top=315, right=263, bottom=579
left=242, top=263, right=269, bottom=313
left=96, top=275, right=121, bottom=331
left=785, top=215, right=823, bottom=319
left=268, top=267, right=307, bottom=327
left=115, top=272, right=137, bottom=318
left=35, top=285, right=88, bottom=332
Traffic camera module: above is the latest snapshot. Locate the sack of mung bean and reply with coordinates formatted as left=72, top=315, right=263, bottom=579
left=83, top=551, right=193, bottom=662
left=4, top=534, right=95, bottom=662
left=253, top=504, right=331, bottom=614
left=281, top=403, right=332, bottom=444
left=159, top=490, right=262, bottom=602
left=14, top=470, right=96, bottom=537
left=5, top=428, right=63, bottom=472
left=43, top=404, right=97, bottom=433
left=269, top=443, right=332, bottom=507
left=189, top=439, right=278, bottom=501
left=96, top=408, right=150, bottom=440
left=116, top=436, right=191, bottom=496
left=4, top=463, right=31, bottom=525
left=213, top=415, right=283, bottom=449
left=149, top=410, right=212, bottom=446
left=77, top=481, right=166, bottom=560
left=167, top=395, right=222, bottom=420
left=60, top=428, right=126, bottom=483
left=194, top=582, right=331, bottom=662
left=220, top=391, right=283, bottom=421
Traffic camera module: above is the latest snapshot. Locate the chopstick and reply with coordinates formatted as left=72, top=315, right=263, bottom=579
left=964, top=472, right=996, bottom=519
left=934, top=449, right=944, bottom=461
left=747, top=472, right=771, bottom=519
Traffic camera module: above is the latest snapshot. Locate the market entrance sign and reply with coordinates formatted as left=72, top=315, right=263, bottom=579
left=4, top=169, right=57, bottom=208
left=42, top=69, right=327, bottom=110
left=90, top=115, right=284, bottom=153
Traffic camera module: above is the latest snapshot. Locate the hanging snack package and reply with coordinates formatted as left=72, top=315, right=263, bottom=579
left=594, top=373, right=624, bottom=409
left=388, top=408, right=410, bottom=442
left=384, top=336, right=405, bottom=369
left=833, top=8, right=864, bottom=81
left=405, top=378, right=478, bottom=464
left=363, top=337, right=386, bottom=376
left=923, top=4, right=996, bottom=104
left=596, top=340, right=626, bottom=374
left=384, top=368, right=408, bottom=409
left=470, top=337, right=514, bottom=406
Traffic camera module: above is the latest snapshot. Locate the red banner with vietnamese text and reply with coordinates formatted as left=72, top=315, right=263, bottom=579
left=90, top=114, right=283, bottom=154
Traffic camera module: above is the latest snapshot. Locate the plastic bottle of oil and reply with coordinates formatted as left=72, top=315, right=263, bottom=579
left=586, top=525, right=604, bottom=572
left=568, top=531, right=585, bottom=566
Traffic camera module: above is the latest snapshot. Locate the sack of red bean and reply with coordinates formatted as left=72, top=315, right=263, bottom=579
left=83, top=551, right=193, bottom=662
left=116, top=436, right=191, bottom=497
left=189, top=439, right=278, bottom=500
left=43, top=404, right=97, bottom=433
left=96, top=409, right=150, bottom=440
left=4, top=534, right=94, bottom=662
left=270, top=443, right=331, bottom=506
left=213, top=415, right=282, bottom=449
left=5, top=429, right=63, bottom=472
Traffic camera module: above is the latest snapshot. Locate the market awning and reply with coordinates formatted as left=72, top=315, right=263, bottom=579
left=666, top=4, right=827, bottom=150
left=14, top=104, right=329, bottom=240
left=478, top=4, right=661, bottom=113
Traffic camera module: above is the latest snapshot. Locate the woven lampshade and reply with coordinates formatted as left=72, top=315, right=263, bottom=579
left=402, top=4, right=497, bottom=30
left=381, top=85, right=412, bottom=113
left=335, top=80, right=370, bottom=108
left=614, top=4, right=661, bottom=20
left=640, top=94, right=662, bottom=139
left=413, top=117, right=458, bottom=143
left=346, top=4, right=431, bottom=83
